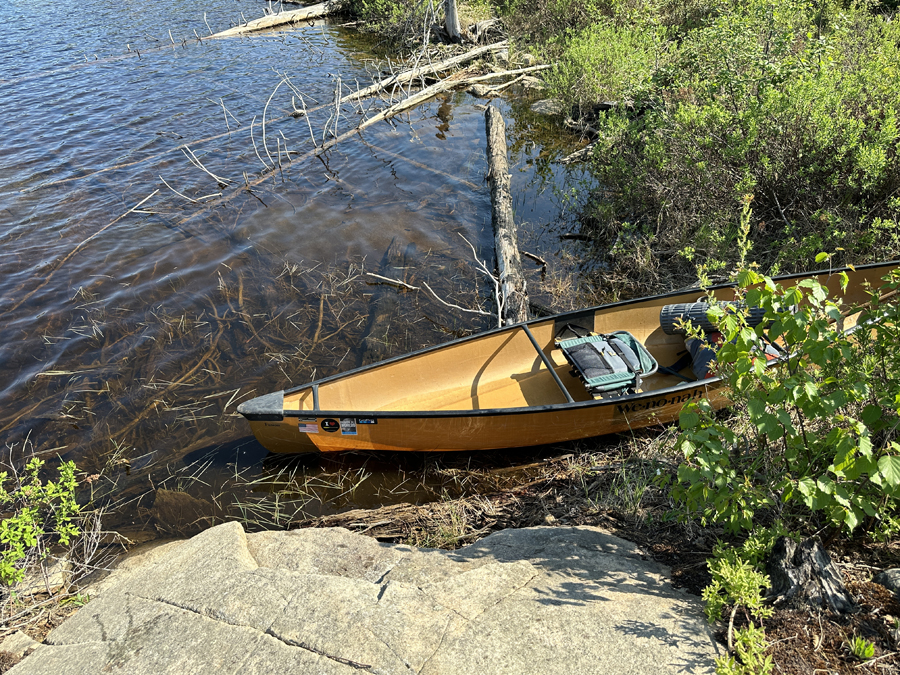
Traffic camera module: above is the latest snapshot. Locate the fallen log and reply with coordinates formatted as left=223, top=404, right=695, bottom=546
left=484, top=105, right=528, bottom=325
left=341, top=41, right=508, bottom=102
left=211, top=0, right=346, bottom=38
left=464, top=64, right=550, bottom=83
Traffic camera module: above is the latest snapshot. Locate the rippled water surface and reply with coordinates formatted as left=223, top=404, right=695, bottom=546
left=0, top=0, right=589, bottom=536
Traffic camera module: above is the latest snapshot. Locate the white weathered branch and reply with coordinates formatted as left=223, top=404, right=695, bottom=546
left=341, top=41, right=508, bottom=102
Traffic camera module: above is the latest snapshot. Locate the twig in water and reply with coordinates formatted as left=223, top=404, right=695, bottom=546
left=249, top=116, right=270, bottom=169
left=520, top=250, right=547, bottom=267
left=333, top=76, right=342, bottom=139
left=276, top=138, right=285, bottom=182
left=262, top=80, right=287, bottom=168
left=159, top=176, right=200, bottom=204
left=365, top=272, right=419, bottom=291
left=459, top=233, right=502, bottom=327
left=295, top=93, right=317, bottom=148
left=422, top=283, right=493, bottom=317
left=6, top=191, right=160, bottom=316
left=181, top=146, right=231, bottom=187
left=204, top=12, right=213, bottom=35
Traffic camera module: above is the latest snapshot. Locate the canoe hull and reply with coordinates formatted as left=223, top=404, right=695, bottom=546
left=246, top=381, right=729, bottom=453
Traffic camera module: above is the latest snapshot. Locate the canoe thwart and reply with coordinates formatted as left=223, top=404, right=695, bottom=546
left=522, top=324, right=574, bottom=403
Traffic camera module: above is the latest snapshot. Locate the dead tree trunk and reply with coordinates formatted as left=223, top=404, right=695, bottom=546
left=444, top=0, right=463, bottom=42
left=484, top=105, right=528, bottom=326
left=342, top=41, right=508, bottom=103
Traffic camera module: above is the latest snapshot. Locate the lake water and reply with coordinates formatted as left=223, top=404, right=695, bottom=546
left=0, top=0, right=591, bottom=537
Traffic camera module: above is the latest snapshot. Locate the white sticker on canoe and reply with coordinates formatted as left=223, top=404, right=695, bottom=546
left=340, top=418, right=358, bottom=435
left=298, top=420, right=319, bottom=434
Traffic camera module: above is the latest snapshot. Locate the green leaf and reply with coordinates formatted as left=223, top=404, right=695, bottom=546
left=844, top=507, right=861, bottom=531
left=839, top=272, right=849, bottom=292
left=862, top=404, right=883, bottom=428
left=680, top=411, right=701, bottom=429
left=815, top=252, right=829, bottom=263
left=797, top=477, right=815, bottom=497
left=747, top=398, right=767, bottom=419
left=803, top=380, right=818, bottom=400
left=878, top=455, right=900, bottom=488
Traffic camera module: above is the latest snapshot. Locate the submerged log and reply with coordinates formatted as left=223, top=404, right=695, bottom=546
left=211, top=0, right=346, bottom=38
left=765, top=537, right=857, bottom=613
left=484, top=105, right=528, bottom=325
left=359, top=239, right=417, bottom=366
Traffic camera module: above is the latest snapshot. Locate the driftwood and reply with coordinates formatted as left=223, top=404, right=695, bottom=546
left=211, top=0, right=346, bottom=38
left=342, top=41, right=508, bottom=102
left=484, top=105, right=528, bottom=325
left=765, top=537, right=857, bottom=614
left=560, top=142, right=596, bottom=165
left=465, top=64, right=549, bottom=83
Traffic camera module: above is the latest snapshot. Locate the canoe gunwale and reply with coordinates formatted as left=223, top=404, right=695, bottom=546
left=241, top=374, right=724, bottom=421
left=266, top=259, right=897, bottom=399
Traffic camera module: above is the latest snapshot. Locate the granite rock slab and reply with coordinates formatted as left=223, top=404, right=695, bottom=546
left=6, top=522, right=719, bottom=674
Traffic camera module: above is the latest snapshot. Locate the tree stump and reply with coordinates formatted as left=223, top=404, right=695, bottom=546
left=765, top=537, right=856, bottom=613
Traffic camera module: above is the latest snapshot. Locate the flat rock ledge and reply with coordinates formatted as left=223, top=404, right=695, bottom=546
left=6, top=523, right=718, bottom=674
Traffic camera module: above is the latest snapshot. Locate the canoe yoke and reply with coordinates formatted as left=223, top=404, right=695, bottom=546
left=554, top=328, right=658, bottom=399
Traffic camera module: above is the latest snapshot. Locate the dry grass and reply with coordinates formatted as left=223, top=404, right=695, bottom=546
left=287, top=428, right=686, bottom=549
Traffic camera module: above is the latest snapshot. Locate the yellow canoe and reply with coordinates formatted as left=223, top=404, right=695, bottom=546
left=238, top=261, right=896, bottom=453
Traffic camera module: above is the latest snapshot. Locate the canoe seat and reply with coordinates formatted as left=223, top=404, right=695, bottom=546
left=556, top=330, right=658, bottom=398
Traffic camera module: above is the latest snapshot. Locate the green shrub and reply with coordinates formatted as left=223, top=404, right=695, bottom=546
left=671, top=265, right=900, bottom=535
left=698, top=527, right=787, bottom=674
left=544, top=21, right=664, bottom=112
left=572, top=0, right=900, bottom=289
left=716, top=622, right=774, bottom=675
left=0, top=457, right=81, bottom=586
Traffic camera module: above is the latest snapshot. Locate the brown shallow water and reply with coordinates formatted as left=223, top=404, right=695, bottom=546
left=0, top=0, right=596, bottom=537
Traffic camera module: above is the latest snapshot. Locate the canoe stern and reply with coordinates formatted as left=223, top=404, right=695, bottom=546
left=237, top=390, right=285, bottom=421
